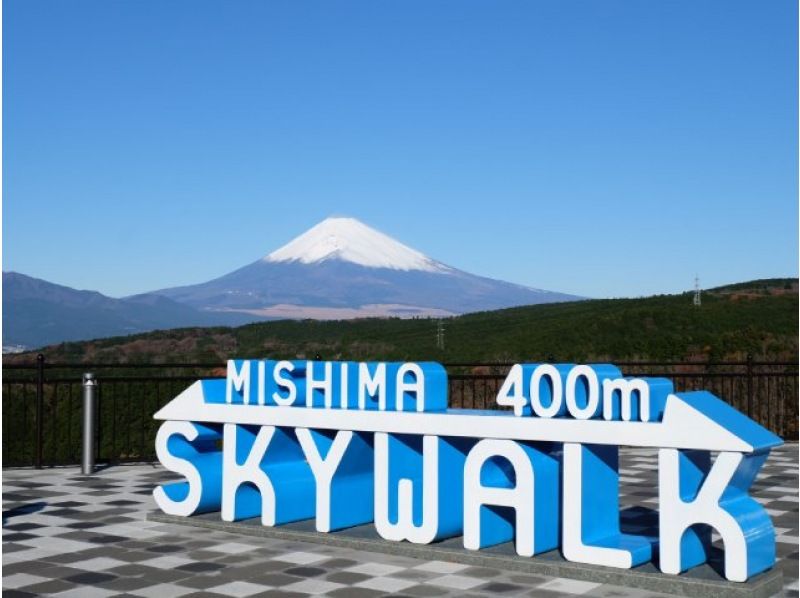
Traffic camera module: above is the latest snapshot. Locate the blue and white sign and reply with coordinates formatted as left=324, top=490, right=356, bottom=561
left=153, top=359, right=782, bottom=582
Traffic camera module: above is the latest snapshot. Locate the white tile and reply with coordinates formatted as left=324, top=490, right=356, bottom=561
left=139, top=555, right=195, bottom=569
left=3, top=573, right=49, bottom=589
left=136, top=519, right=167, bottom=528
left=282, top=579, right=346, bottom=594
left=23, top=525, right=73, bottom=537
left=73, top=503, right=112, bottom=512
left=413, top=560, right=469, bottom=574
left=536, top=578, right=603, bottom=595
left=355, top=576, right=418, bottom=592
left=94, top=524, right=158, bottom=538
left=130, top=584, right=195, bottom=598
left=273, top=551, right=328, bottom=564
left=425, top=574, right=485, bottom=590
left=619, top=476, right=643, bottom=483
left=204, top=541, right=259, bottom=555
left=346, top=562, right=405, bottom=576
left=22, top=514, right=75, bottom=527
left=3, top=546, right=66, bottom=563
left=68, top=557, right=130, bottom=571
left=208, top=581, right=272, bottom=597
left=52, top=587, right=117, bottom=598
left=16, top=536, right=96, bottom=553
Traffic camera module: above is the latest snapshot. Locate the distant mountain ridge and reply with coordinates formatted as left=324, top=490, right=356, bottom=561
left=153, top=217, right=580, bottom=318
left=7, top=278, right=796, bottom=364
left=2, top=272, right=259, bottom=349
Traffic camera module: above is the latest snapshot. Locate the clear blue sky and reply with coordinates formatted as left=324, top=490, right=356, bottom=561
left=4, top=0, right=797, bottom=299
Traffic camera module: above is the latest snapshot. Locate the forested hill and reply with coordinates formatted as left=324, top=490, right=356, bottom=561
left=6, top=278, right=797, bottom=364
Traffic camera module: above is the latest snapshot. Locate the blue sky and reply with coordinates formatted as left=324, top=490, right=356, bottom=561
left=4, top=0, right=797, bottom=299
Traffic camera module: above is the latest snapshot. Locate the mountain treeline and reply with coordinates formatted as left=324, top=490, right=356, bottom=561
left=5, top=278, right=797, bottom=365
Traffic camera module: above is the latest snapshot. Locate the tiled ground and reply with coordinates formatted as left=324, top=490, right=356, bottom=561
left=3, top=444, right=797, bottom=598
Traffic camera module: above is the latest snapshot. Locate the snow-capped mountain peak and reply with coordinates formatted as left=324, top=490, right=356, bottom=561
left=264, top=217, right=449, bottom=272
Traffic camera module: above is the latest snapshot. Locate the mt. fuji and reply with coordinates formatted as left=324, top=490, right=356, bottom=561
left=153, top=217, right=580, bottom=319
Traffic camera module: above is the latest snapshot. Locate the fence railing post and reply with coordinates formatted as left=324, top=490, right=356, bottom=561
left=35, top=353, right=45, bottom=469
left=82, top=373, right=97, bottom=475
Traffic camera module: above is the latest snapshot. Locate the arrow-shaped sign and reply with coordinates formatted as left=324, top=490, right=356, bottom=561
left=154, top=381, right=781, bottom=453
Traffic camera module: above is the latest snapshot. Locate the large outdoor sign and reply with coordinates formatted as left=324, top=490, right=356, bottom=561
left=153, top=360, right=781, bottom=582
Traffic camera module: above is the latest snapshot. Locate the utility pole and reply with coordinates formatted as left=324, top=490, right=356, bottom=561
left=436, top=319, right=445, bottom=350
left=693, top=275, right=701, bottom=307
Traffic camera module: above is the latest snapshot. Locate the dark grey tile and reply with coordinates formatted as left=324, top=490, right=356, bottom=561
left=325, top=571, right=371, bottom=584
left=399, top=585, right=450, bottom=597
left=176, top=575, right=233, bottom=590
left=176, top=561, right=227, bottom=573
left=327, top=588, right=384, bottom=598
left=34, top=564, right=88, bottom=579
left=106, top=563, right=162, bottom=577
left=2, top=522, right=42, bottom=531
left=462, top=566, right=504, bottom=578
left=96, top=575, right=156, bottom=591
left=64, top=571, right=118, bottom=585
left=88, top=534, right=129, bottom=544
left=482, top=581, right=526, bottom=593
left=283, top=566, right=326, bottom=577
left=65, top=521, right=105, bottom=529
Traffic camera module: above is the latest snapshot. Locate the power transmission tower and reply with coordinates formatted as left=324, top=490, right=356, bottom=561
left=436, top=320, right=445, bottom=350
left=693, top=275, right=701, bottom=307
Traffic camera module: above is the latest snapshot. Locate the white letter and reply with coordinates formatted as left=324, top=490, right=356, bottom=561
left=659, top=450, right=754, bottom=582
left=374, top=433, right=438, bottom=543
left=296, top=429, right=353, bottom=532
left=340, top=362, right=350, bottom=409
left=602, top=378, right=650, bottom=421
left=272, top=360, right=296, bottom=406
left=306, top=361, right=333, bottom=408
left=530, top=364, right=564, bottom=418
left=496, top=364, right=527, bottom=416
left=396, top=363, right=425, bottom=412
left=359, top=363, right=386, bottom=410
left=258, top=360, right=266, bottom=405
left=222, top=424, right=277, bottom=525
left=226, top=360, right=251, bottom=404
left=566, top=365, right=600, bottom=419
left=153, top=421, right=205, bottom=516
left=463, top=439, right=535, bottom=556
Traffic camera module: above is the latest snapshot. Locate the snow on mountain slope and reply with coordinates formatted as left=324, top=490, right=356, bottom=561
left=265, top=217, right=450, bottom=272
left=152, top=217, right=582, bottom=317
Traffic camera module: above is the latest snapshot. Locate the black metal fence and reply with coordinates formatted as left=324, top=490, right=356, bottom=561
left=3, top=356, right=797, bottom=468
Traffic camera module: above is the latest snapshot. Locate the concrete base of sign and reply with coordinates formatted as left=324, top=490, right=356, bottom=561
left=148, top=511, right=783, bottom=598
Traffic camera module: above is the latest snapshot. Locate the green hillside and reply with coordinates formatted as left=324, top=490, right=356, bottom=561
left=7, top=278, right=797, bottom=364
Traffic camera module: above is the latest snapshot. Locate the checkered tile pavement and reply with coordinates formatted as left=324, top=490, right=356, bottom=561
left=3, top=444, right=797, bottom=597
